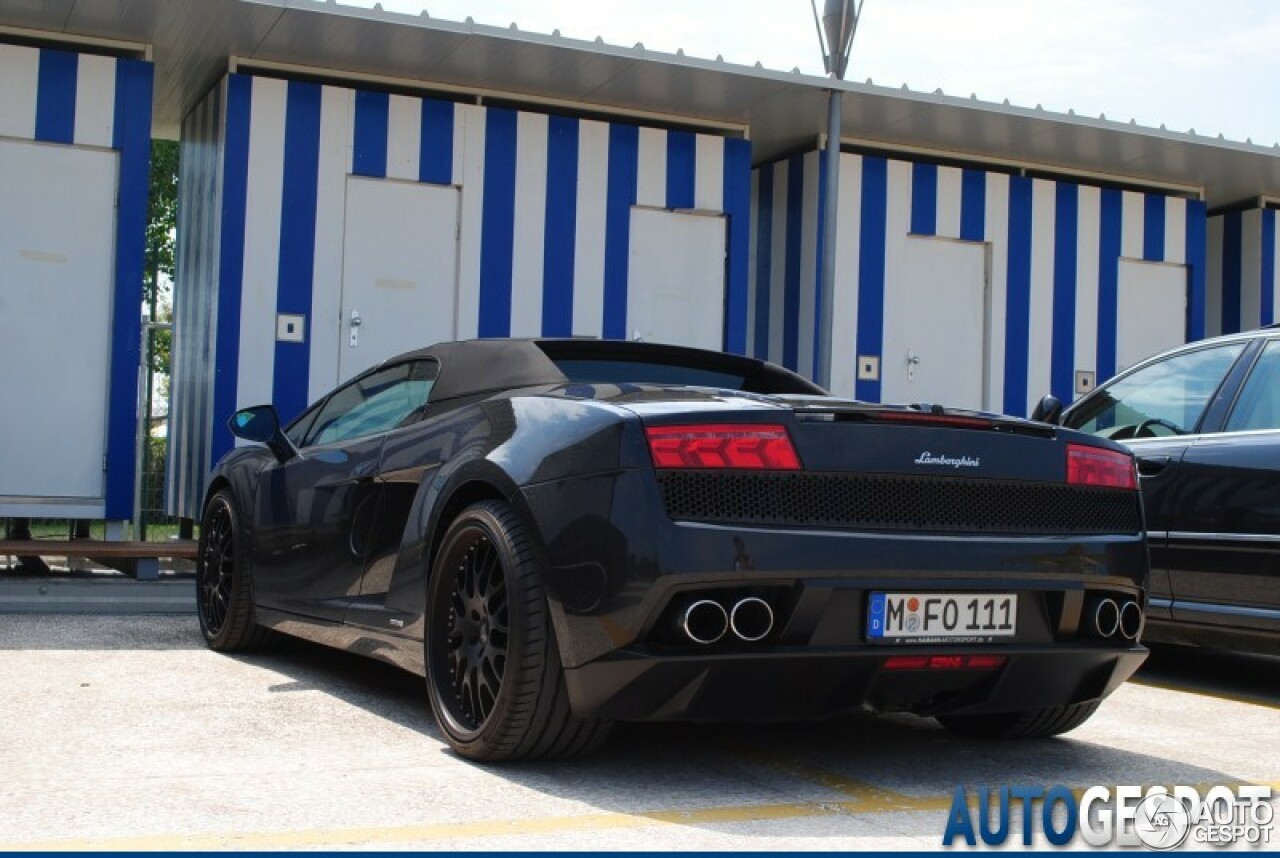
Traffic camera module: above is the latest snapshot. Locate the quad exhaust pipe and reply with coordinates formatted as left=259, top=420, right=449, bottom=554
left=1085, top=596, right=1141, bottom=640
left=680, top=597, right=775, bottom=644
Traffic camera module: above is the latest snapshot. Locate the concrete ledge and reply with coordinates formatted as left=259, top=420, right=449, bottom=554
left=0, top=578, right=194, bottom=614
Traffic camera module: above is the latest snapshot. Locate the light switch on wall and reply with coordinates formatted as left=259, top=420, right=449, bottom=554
left=857, top=355, right=880, bottom=382
left=1075, top=370, right=1096, bottom=395
left=277, top=313, right=306, bottom=343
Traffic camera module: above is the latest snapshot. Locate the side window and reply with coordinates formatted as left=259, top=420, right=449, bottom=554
left=284, top=404, right=322, bottom=447
left=1064, top=343, right=1245, bottom=437
left=1225, top=341, right=1280, bottom=433
left=303, top=360, right=438, bottom=447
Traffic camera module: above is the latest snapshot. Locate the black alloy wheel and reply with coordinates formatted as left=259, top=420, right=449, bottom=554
left=425, top=500, right=611, bottom=761
left=196, top=489, right=268, bottom=652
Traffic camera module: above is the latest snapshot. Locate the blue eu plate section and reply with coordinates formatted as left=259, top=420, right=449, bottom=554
left=868, top=592, right=887, bottom=638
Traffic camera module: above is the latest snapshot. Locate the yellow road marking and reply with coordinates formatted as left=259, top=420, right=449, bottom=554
left=1130, top=678, right=1280, bottom=710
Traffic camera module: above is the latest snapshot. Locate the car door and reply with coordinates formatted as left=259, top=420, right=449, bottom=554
left=1061, top=340, right=1250, bottom=617
left=251, top=360, right=437, bottom=622
left=1164, top=336, right=1280, bottom=635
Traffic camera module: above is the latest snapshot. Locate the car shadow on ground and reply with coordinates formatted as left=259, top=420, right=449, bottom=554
left=1136, top=643, right=1280, bottom=707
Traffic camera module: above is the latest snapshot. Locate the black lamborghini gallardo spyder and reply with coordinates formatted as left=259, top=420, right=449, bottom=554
left=197, top=338, right=1148, bottom=761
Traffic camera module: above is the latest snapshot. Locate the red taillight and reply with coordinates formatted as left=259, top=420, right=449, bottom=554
left=874, top=411, right=993, bottom=430
left=1066, top=443, right=1137, bottom=490
left=883, top=655, right=1007, bottom=671
left=645, top=424, right=802, bottom=470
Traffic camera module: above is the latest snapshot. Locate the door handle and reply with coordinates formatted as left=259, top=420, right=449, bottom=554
left=349, top=308, right=362, bottom=347
left=1136, top=455, right=1170, bottom=477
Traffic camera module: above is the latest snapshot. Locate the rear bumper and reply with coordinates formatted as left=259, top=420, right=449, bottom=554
left=564, top=643, right=1147, bottom=722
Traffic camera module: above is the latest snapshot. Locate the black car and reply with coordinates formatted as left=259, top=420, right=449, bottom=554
left=198, top=338, right=1148, bottom=761
left=1050, top=325, right=1280, bottom=655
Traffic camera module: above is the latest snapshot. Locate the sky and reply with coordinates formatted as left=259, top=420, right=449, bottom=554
left=347, top=0, right=1280, bottom=149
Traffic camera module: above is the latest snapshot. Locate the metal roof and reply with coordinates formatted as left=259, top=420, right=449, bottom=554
left=4, top=0, right=1279, bottom=207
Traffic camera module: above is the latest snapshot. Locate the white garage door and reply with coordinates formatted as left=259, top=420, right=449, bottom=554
left=338, top=178, right=460, bottom=382
left=626, top=208, right=726, bottom=351
left=0, top=139, right=117, bottom=502
left=1117, top=259, right=1187, bottom=372
left=881, top=236, right=989, bottom=410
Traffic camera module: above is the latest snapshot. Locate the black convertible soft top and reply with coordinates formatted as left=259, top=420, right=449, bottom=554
left=393, top=338, right=827, bottom=402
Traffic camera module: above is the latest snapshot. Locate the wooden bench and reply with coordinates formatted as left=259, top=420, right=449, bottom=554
left=0, top=540, right=198, bottom=580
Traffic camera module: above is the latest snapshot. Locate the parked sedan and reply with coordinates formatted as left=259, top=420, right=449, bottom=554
left=198, top=338, right=1148, bottom=761
left=1049, top=325, right=1280, bottom=654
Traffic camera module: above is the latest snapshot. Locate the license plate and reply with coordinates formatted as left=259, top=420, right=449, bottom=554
left=867, top=592, right=1018, bottom=643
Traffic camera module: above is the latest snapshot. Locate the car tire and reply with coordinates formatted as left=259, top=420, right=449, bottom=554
left=196, top=489, right=270, bottom=652
left=937, top=700, right=1101, bottom=739
left=425, top=500, right=612, bottom=761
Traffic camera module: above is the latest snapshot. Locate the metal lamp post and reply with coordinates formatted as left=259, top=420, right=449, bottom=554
left=810, top=0, right=863, bottom=390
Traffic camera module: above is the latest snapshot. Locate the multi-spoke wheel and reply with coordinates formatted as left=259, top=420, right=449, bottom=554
left=425, top=500, right=612, bottom=761
left=196, top=489, right=268, bottom=651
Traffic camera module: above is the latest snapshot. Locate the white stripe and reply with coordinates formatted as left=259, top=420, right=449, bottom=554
left=571, top=119, right=609, bottom=337
left=453, top=104, right=485, bottom=340
left=935, top=165, right=963, bottom=239
left=767, top=164, right=788, bottom=364
left=797, top=151, right=820, bottom=379
left=882, top=159, right=912, bottom=404
left=1121, top=191, right=1144, bottom=259
left=307, top=86, right=354, bottom=401
left=73, top=54, right=116, bottom=148
left=385, top=94, right=421, bottom=182
left=1074, top=185, right=1102, bottom=396
left=635, top=126, right=666, bottom=208
left=984, top=172, right=1011, bottom=412
left=829, top=152, right=862, bottom=397
left=0, top=44, right=38, bottom=139
left=1206, top=215, right=1224, bottom=337
left=1027, top=178, right=1057, bottom=415
left=450, top=103, right=466, bottom=189
left=694, top=134, right=724, bottom=211
left=1241, top=208, right=1263, bottom=330
left=236, top=77, right=288, bottom=412
left=1164, top=197, right=1187, bottom=265
left=746, top=171, right=759, bottom=356
left=509, top=111, right=548, bottom=337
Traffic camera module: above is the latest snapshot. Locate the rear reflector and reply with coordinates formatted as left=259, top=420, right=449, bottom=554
left=883, top=655, right=1008, bottom=671
left=646, top=424, right=802, bottom=470
left=1066, top=444, right=1137, bottom=490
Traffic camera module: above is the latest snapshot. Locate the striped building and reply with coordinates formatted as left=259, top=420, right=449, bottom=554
left=1207, top=206, right=1279, bottom=335
left=168, top=73, right=752, bottom=517
left=750, top=151, right=1208, bottom=416
left=0, top=43, right=153, bottom=522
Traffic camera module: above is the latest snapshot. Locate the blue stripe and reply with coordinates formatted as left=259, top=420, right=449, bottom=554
left=722, top=137, right=753, bottom=355
left=541, top=115, right=579, bottom=336
left=211, top=75, right=252, bottom=469
left=1222, top=211, right=1243, bottom=334
left=104, top=58, right=153, bottom=519
left=812, top=150, right=827, bottom=376
left=753, top=163, right=774, bottom=359
left=352, top=90, right=389, bottom=178
left=478, top=107, right=518, bottom=338
left=910, top=162, right=936, bottom=236
left=602, top=123, right=639, bottom=340
left=1051, top=183, right=1079, bottom=403
left=35, top=49, right=77, bottom=144
left=666, top=131, right=696, bottom=210
left=1263, top=209, right=1277, bottom=327
left=419, top=98, right=454, bottom=184
left=1185, top=200, right=1207, bottom=340
left=782, top=156, right=804, bottom=371
left=1002, top=176, right=1034, bottom=416
left=855, top=157, right=887, bottom=402
left=1096, top=188, right=1123, bottom=381
left=960, top=169, right=986, bottom=242
left=271, top=81, right=322, bottom=422
left=1144, top=193, right=1166, bottom=262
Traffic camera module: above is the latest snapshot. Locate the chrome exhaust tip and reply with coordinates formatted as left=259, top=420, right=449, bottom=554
left=1092, top=597, right=1120, bottom=639
left=681, top=599, right=729, bottom=645
left=1118, top=600, right=1142, bottom=640
left=729, top=597, right=774, bottom=642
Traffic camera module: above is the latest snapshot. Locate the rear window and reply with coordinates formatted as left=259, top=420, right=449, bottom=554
left=551, top=358, right=746, bottom=390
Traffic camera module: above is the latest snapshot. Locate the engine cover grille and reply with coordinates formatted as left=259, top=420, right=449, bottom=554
left=655, top=471, right=1142, bottom=535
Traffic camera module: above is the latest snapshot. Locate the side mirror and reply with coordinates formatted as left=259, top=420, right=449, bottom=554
left=229, top=405, right=297, bottom=462
left=1030, top=394, right=1064, bottom=426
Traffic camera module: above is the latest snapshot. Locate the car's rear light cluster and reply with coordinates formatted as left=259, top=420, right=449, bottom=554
left=645, top=424, right=802, bottom=470
left=1066, top=444, right=1137, bottom=490
left=872, top=411, right=994, bottom=430
left=882, top=654, right=1008, bottom=671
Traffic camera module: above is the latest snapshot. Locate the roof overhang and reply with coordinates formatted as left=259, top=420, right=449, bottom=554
left=3, top=0, right=1279, bottom=208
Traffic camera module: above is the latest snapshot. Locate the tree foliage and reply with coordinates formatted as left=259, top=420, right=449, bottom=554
left=146, top=139, right=178, bottom=377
